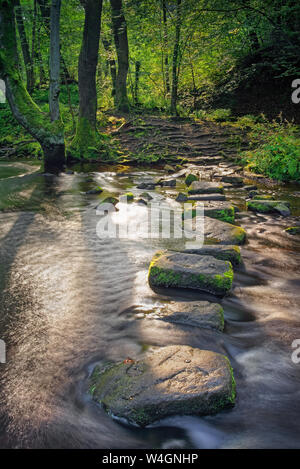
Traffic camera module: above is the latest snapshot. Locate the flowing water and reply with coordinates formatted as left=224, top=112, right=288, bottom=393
left=0, top=161, right=300, bottom=449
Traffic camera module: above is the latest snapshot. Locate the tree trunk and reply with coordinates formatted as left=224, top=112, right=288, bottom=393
left=162, top=0, right=170, bottom=95
left=0, top=1, right=65, bottom=172
left=110, top=0, right=129, bottom=112
left=15, top=0, right=35, bottom=93
left=49, top=0, right=61, bottom=121
left=102, top=38, right=117, bottom=97
left=134, top=60, right=140, bottom=106
left=72, top=0, right=102, bottom=156
left=170, top=0, right=182, bottom=115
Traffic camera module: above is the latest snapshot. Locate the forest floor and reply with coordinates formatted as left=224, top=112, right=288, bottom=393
left=106, top=115, right=244, bottom=165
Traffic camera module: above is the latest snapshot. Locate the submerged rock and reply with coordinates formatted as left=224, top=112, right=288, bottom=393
left=247, top=200, right=291, bottom=216
left=148, top=251, right=234, bottom=297
left=155, top=301, right=224, bottom=331
left=188, top=181, right=224, bottom=195
left=90, top=345, right=235, bottom=427
left=181, top=245, right=242, bottom=266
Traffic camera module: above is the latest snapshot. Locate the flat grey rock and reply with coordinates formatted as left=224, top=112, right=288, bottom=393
left=188, top=181, right=224, bottom=195
left=90, top=345, right=235, bottom=427
left=154, top=301, right=224, bottom=331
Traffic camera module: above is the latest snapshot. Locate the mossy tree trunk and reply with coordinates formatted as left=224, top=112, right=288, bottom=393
left=15, top=0, right=35, bottom=93
left=72, top=0, right=102, bottom=156
left=0, top=0, right=65, bottom=172
left=110, top=0, right=129, bottom=112
left=49, top=0, right=61, bottom=122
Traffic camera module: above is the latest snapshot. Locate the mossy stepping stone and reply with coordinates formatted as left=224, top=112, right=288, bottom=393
left=184, top=216, right=246, bottom=245
left=285, top=226, right=300, bottom=235
left=182, top=245, right=241, bottom=266
left=247, top=200, right=290, bottom=217
left=154, top=301, right=224, bottom=331
left=90, top=345, right=235, bottom=427
left=120, top=192, right=134, bottom=202
left=185, top=174, right=199, bottom=186
left=188, top=181, right=224, bottom=195
left=148, top=251, right=234, bottom=297
left=184, top=201, right=235, bottom=224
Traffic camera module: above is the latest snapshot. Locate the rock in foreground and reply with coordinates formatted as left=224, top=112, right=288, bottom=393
left=148, top=251, right=234, bottom=297
left=90, top=345, right=236, bottom=427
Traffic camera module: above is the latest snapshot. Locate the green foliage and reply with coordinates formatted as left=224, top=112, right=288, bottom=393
left=241, top=120, right=300, bottom=181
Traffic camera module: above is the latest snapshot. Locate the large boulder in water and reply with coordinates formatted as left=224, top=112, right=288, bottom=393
left=90, top=345, right=236, bottom=427
left=148, top=251, right=234, bottom=297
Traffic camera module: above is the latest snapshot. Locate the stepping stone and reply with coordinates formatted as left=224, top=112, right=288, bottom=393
left=247, top=200, right=291, bottom=217
left=184, top=201, right=235, bottom=224
left=153, top=301, right=224, bottom=331
left=181, top=245, right=241, bottom=266
left=160, top=179, right=177, bottom=187
left=119, top=192, right=134, bottom=202
left=221, top=176, right=244, bottom=186
left=86, top=188, right=103, bottom=195
left=184, top=217, right=246, bottom=245
left=176, top=192, right=188, bottom=202
left=148, top=251, right=234, bottom=297
left=137, top=180, right=158, bottom=190
left=90, top=345, right=236, bottom=427
left=188, top=194, right=226, bottom=201
left=285, top=226, right=300, bottom=235
left=185, top=174, right=198, bottom=186
left=140, top=192, right=153, bottom=201
left=188, top=181, right=224, bottom=195
left=244, top=185, right=257, bottom=191
left=164, top=164, right=175, bottom=173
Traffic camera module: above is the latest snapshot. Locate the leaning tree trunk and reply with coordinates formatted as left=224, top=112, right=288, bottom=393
left=15, top=0, right=35, bottom=93
left=49, top=0, right=61, bottom=121
left=0, top=0, right=65, bottom=172
left=72, top=0, right=102, bottom=156
left=170, top=0, right=182, bottom=115
left=110, top=0, right=129, bottom=112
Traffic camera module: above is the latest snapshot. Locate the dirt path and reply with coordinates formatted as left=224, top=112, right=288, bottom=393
left=108, top=115, right=248, bottom=165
